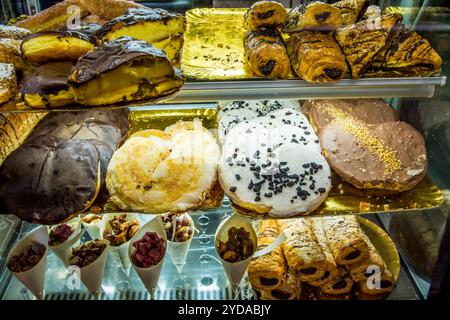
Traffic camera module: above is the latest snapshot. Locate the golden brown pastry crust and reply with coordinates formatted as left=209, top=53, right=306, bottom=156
left=249, top=220, right=285, bottom=290
left=244, top=28, right=290, bottom=79
left=80, top=0, right=146, bottom=20
left=245, top=1, right=287, bottom=31
left=357, top=269, right=394, bottom=295
left=284, top=1, right=342, bottom=33
left=332, top=0, right=369, bottom=25
left=286, top=31, right=346, bottom=83
left=0, top=25, right=31, bottom=39
left=319, top=268, right=354, bottom=295
left=0, top=38, right=31, bottom=71
left=256, top=269, right=301, bottom=300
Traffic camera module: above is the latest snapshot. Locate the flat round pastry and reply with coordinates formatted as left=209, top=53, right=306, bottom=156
left=219, top=121, right=331, bottom=217
left=305, top=99, right=398, bottom=133
left=21, top=61, right=75, bottom=108
left=320, top=121, right=427, bottom=192
left=106, top=121, right=220, bottom=213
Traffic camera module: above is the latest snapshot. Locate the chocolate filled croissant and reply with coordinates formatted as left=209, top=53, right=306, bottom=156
left=245, top=1, right=287, bottom=31
left=332, top=0, right=369, bottom=25
left=334, top=13, right=402, bottom=78
left=366, top=25, right=442, bottom=77
left=286, top=31, right=347, bottom=83
left=244, top=28, right=290, bottom=79
left=284, top=1, right=342, bottom=33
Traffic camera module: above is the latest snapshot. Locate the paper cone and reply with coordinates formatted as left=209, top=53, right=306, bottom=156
left=72, top=239, right=109, bottom=295
left=7, top=226, right=49, bottom=300
left=214, top=214, right=257, bottom=292
left=100, top=213, right=139, bottom=275
left=81, top=214, right=107, bottom=240
left=166, top=214, right=194, bottom=273
left=129, top=216, right=167, bottom=295
left=49, top=218, right=83, bottom=266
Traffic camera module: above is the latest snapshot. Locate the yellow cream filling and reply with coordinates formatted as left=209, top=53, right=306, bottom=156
left=24, top=90, right=74, bottom=108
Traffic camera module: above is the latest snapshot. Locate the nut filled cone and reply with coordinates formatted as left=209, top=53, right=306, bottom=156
left=166, top=214, right=194, bottom=273
left=49, top=217, right=83, bottom=266
left=129, top=216, right=167, bottom=296
left=100, top=213, right=139, bottom=275
left=73, top=239, right=110, bottom=295
left=7, top=226, right=48, bottom=300
left=215, top=214, right=257, bottom=293
left=81, top=214, right=108, bottom=240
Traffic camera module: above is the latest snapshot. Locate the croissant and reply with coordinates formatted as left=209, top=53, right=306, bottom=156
left=244, top=28, right=290, bottom=79
left=284, top=1, right=342, bottom=33
left=286, top=31, right=347, bottom=83
left=365, top=25, right=442, bottom=77
left=332, top=0, right=369, bottom=25
left=334, top=13, right=402, bottom=78
left=245, top=1, right=287, bottom=31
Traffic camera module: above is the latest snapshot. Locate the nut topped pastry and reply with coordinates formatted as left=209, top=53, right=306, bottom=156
left=68, top=36, right=184, bottom=106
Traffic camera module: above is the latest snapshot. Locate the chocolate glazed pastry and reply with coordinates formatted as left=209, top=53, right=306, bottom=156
left=366, top=24, right=442, bottom=77
left=248, top=220, right=286, bottom=291
left=21, top=62, right=75, bottom=109
left=332, top=0, right=369, bottom=25
left=244, top=1, right=287, bottom=31
left=284, top=1, right=342, bottom=33
left=286, top=31, right=347, bottom=83
left=320, top=121, right=427, bottom=192
left=244, top=28, right=290, bottom=79
left=335, top=13, right=402, bottom=79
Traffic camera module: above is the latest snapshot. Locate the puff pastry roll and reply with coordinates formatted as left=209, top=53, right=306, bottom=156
left=245, top=1, right=287, bottom=31
left=286, top=31, right=347, bottom=83
left=280, top=219, right=331, bottom=282
left=332, top=0, right=369, bottom=25
left=357, top=269, right=394, bottom=295
left=256, top=269, right=301, bottom=300
left=284, top=1, right=342, bottom=33
left=244, top=28, right=290, bottom=79
left=319, top=268, right=354, bottom=295
left=248, top=220, right=286, bottom=290
left=334, top=13, right=402, bottom=78
left=322, top=215, right=369, bottom=265
left=367, top=25, right=442, bottom=77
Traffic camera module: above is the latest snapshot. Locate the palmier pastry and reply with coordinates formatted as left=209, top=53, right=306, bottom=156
left=244, top=1, right=287, bottom=31
left=0, top=63, right=17, bottom=104
left=0, top=25, right=31, bottom=39
left=286, top=31, right=347, bottom=83
left=106, top=120, right=221, bottom=214
left=320, top=121, right=427, bottom=192
left=334, top=13, right=402, bottom=78
left=21, top=29, right=96, bottom=65
left=0, top=38, right=30, bottom=71
left=68, top=37, right=184, bottom=106
left=244, top=28, right=290, bottom=79
left=21, top=62, right=75, bottom=109
left=304, top=99, right=398, bottom=134
left=366, top=24, right=442, bottom=77
left=284, top=1, right=342, bottom=33
left=332, top=0, right=369, bottom=25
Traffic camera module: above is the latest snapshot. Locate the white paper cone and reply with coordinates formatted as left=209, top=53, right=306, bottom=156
left=49, top=218, right=83, bottom=266
left=73, top=239, right=109, bottom=295
left=214, top=214, right=257, bottom=292
left=7, top=226, right=49, bottom=300
left=81, top=214, right=107, bottom=240
left=100, top=213, right=139, bottom=275
left=166, top=214, right=194, bottom=273
left=129, top=216, right=167, bottom=295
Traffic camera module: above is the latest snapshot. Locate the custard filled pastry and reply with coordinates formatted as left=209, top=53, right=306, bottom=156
left=287, top=31, right=347, bottom=83
left=284, top=1, right=342, bottom=33
left=332, top=0, right=369, bottom=25
left=106, top=120, right=221, bottom=214
left=334, top=13, right=402, bottom=78
left=248, top=220, right=285, bottom=291
left=68, top=37, right=184, bottom=106
left=366, top=25, right=442, bottom=77
left=0, top=63, right=17, bottom=104
left=322, top=216, right=369, bottom=265
left=244, top=28, right=290, bottom=79
left=245, top=1, right=287, bottom=31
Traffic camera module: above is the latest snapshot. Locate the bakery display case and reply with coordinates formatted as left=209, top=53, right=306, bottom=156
left=0, top=0, right=449, bottom=301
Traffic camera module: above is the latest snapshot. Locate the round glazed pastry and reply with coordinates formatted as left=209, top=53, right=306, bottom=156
left=320, top=121, right=427, bottom=192
left=106, top=120, right=221, bottom=213
left=219, top=120, right=331, bottom=217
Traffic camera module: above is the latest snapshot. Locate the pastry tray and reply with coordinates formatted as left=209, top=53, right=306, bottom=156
left=87, top=105, right=445, bottom=218
left=1, top=210, right=406, bottom=300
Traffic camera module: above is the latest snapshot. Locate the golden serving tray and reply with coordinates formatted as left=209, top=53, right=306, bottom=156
left=93, top=107, right=444, bottom=218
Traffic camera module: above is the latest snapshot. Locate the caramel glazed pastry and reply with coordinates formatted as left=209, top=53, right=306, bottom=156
left=106, top=120, right=222, bottom=214
left=68, top=36, right=185, bottom=106
left=315, top=100, right=427, bottom=192
left=219, top=107, right=331, bottom=218
left=244, top=1, right=288, bottom=31
left=96, top=8, right=186, bottom=62
left=0, top=109, right=129, bottom=225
